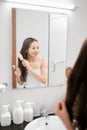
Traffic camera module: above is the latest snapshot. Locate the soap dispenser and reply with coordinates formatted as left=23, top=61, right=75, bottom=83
left=1, top=105, right=11, bottom=127
left=24, top=102, right=34, bottom=122
left=13, top=100, right=24, bottom=124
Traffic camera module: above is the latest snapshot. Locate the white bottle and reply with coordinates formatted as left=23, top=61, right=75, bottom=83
left=24, top=102, right=34, bottom=122
left=13, top=100, right=24, bottom=124
left=1, top=105, right=11, bottom=127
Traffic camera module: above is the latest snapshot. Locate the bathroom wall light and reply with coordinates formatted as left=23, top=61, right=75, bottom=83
left=4, top=0, right=75, bottom=10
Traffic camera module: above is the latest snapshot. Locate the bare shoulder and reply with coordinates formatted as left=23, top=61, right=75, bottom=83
left=40, top=58, right=46, bottom=64
left=40, top=58, right=47, bottom=68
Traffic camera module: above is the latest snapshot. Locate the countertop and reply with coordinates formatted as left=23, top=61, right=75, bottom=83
left=0, top=113, right=54, bottom=130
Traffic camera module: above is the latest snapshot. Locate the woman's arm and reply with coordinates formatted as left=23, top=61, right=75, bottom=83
left=21, top=58, right=47, bottom=84
left=55, top=100, right=74, bottom=130
left=14, top=67, right=24, bottom=85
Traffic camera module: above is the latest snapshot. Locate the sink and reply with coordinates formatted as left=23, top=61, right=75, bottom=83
left=24, top=115, right=67, bottom=130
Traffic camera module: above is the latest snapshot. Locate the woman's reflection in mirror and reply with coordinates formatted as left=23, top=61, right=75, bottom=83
left=15, top=37, right=47, bottom=88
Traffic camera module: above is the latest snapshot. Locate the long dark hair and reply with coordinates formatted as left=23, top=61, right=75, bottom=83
left=66, top=38, right=87, bottom=130
left=18, top=37, right=38, bottom=82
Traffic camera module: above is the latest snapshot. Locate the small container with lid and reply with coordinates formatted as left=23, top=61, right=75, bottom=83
left=1, top=105, right=11, bottom=127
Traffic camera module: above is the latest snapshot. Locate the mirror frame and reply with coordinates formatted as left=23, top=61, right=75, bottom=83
left=12, top=8, right=16, bottom=89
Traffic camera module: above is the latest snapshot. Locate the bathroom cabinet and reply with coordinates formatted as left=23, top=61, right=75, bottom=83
left=12, top=8, right=67, bottom=88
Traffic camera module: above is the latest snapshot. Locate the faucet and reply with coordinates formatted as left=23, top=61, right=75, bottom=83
left=40, top=105, right=48, bottom=118
left=0, top=83, right=7, bottom=93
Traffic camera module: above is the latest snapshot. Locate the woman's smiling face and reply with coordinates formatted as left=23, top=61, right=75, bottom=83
left=27, top=41, right=39, bottom=57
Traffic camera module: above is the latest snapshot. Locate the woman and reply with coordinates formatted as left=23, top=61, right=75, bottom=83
left=15, top=37, right=47, bottom=88
left=55, top=38, right=87, bottom=130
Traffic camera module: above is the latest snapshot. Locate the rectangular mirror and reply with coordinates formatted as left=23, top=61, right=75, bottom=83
left=12, top=8, right=67, bottom=89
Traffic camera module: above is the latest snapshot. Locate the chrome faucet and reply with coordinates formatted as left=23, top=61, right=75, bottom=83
left=0, top=83, right=7, bottom=93
left=40, top=105, right=48, bottom=118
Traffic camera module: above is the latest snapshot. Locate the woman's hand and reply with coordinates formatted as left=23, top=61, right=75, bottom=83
left=55, top=100, right=69, bottom=120
left=22, top=59, right=30, bottom=70
left=14, top=67, right=21, bottom=78
left=55, top=100, right=74, bottom=130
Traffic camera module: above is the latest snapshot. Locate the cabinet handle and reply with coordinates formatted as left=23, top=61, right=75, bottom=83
left=52, top=63, right=56, bottom=72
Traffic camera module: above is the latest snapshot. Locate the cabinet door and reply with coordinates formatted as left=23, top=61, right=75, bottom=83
left=49, top=14, right=67, bottom=86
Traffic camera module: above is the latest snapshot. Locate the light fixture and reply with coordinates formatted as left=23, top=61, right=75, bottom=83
left=4, top=0, right=75, bottom=10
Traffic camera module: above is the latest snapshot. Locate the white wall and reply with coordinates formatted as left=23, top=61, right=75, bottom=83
left=0, top=0, right=87, bottom=120
left=66, top=0, right=87, bottom=67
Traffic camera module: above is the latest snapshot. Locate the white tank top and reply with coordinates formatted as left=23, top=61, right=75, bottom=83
left=24, top=68, right=46, bottom=88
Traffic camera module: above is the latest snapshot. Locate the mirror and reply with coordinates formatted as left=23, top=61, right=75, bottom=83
left=12, top=8, right=67, bottom=89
